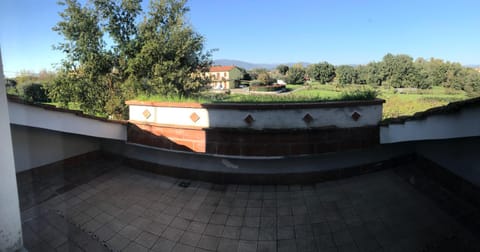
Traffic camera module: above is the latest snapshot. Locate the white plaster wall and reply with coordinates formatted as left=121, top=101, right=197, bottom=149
left=380, top=107, right=480, bottom=143
left=0, top=50, right=23, bottom=251
left=11, top=125, right=101, bottom=172
left=9, top=101, right=127, bottom=140
left=130, top=104, right=382, bottom=129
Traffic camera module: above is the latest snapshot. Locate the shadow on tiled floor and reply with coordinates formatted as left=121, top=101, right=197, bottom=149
left=18, top=156, right=480, bottom=252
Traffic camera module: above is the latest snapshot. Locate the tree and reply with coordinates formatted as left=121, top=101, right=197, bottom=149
left=276, top=64, right=289, bottom=75
left=50, top=0, right=211, bottom=118
left=127, top=0, right=211, bottom=96
left=425, top=58, right=447, bottom=87
left=463, top=68, right=480, bottom=93
left=257, top=72, right=272, bottom=85
left=335, top=65, right=358, bottom=85
left=5, top=79, right=18, bottom=95
left=285, top=64, right=305, bottom=84
left=443, top=62, right=464, bottom=90
left=366, top=62, right=385, bottom=86
left=22, top=83, right=50, bottom=103
left=307, top=62, right=335, bottom=84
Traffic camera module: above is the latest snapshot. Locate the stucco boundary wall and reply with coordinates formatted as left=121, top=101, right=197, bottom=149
left=126, top=99, right=384, bottom=156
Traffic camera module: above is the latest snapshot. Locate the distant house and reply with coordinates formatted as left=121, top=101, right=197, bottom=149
left=205, top=66, right=244, bottom=89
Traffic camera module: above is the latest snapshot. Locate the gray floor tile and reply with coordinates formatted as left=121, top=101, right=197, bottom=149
left=244, top=217, right=261, bottom=227
left=258, top=228, right=276, bottom=241
left=156, top=213, right=176, bottom=226
left=56, top=240, right=83, bottom=252
left=257, top=241, right=276, bottom=252
left=107, top=233, right=130, bottom=251
left=82, top=219, right=102, bottom=233
left=277, top=239, right=296, bottom=252
left=222, top=226, right=241, bottom=239
left=204, top=223, right=224, bottom=237
left=162, top=227, right=185, bottom=242
left=152, top=237, right=176, bottom=252
left=210, top=214, right=228, bottom=225
left=187, top=221, right=207, bottom=234
left=226, top=216, right=243, bottom=227
left=103, top=218, right=126, bottom=233
left=18, top=162, right=480, bottom=252
left=123, top=241, right=149, bottom=252
left=172, top=243, right=195, bottom=252
left=276, top=226, right=294, bottom=240
left=295, top=238, right=317, bottom=252
left=217, top=238, right=239, bottom=252
left=95, top=224, right=116, bottom=242
left=238, top=240, right=257, bottom=252
left=119, top=225, right=142, bottom=240
left=197, top=235, right=220, bottom=251
left=332, top=230, right=355, bottom=246
left=131, top=216, right=152, bottom=229
left=240, top=227, right=259, bottom=241
left=179, top=231, right=201, bottom=247
left=171, top=217, right=191, bottom=230
left=135, top=231, right=159, bottom=248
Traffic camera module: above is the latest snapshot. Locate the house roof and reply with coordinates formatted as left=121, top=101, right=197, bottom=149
left=209, top=65, right=235, bottom=72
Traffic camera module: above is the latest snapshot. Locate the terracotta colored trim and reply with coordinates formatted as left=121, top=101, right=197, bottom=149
left=8, top=94, right=127, bottom=125
left=125, top=98, right=385, bottom=110
left=381, top=96, right=480, bottom=126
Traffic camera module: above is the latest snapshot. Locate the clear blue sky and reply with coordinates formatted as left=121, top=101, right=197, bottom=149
left=1, top=0, right=479, bottom=77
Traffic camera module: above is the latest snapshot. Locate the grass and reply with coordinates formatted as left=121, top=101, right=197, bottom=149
left=378, top=87, right=468, bottom=119
left=135, top=94, right=212, bottom=103
left=135, top=88, right=378, bottom=104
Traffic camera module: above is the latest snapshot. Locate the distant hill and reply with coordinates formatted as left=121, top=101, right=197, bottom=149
left=465, top=64, right=480, bottom=69
left=213, top=59, right=311, bottom=70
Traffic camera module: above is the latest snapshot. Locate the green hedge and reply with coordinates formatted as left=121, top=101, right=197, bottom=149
left=250, top=84, right=285, bottom=92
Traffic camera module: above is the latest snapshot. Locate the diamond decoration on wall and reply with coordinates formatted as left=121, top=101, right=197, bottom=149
left=190, top=112, right=200, bottom=123
left=351, top=112, right=361, bottom=121
left=244, top=114, right=255, bottom=125
left=142, top=109, right=151, bottom=119
left=303, top=113, right=314, bottom=124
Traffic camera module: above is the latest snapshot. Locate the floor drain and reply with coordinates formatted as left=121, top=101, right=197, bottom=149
left=178, top=181, right=190, bottom=188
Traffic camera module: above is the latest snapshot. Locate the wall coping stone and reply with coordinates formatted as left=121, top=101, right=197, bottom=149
left=125, top=98, right=385, bottom=110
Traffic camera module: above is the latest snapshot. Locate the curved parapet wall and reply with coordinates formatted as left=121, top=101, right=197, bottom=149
left=126, top=99, right=384, bottom=156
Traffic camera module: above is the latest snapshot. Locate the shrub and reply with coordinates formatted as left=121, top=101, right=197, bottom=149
left=340, top=89, right=378, bottom=101
left=250, top=80, right=263, bottom=86
left=250, top=84, right=285, bottom=92
left=22, top=83, right=50, bottom=103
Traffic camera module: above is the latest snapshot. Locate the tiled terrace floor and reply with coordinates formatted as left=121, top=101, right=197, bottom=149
left=18, top=158, right=480, bottom=251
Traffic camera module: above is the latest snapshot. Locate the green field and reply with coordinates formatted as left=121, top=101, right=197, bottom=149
left=378, top=86, right=468, bottom=118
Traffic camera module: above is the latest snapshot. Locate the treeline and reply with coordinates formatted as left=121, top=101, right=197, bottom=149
left=6, top=70, right=56, bottom=102
left=271, top=54, right=480, bottom=92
